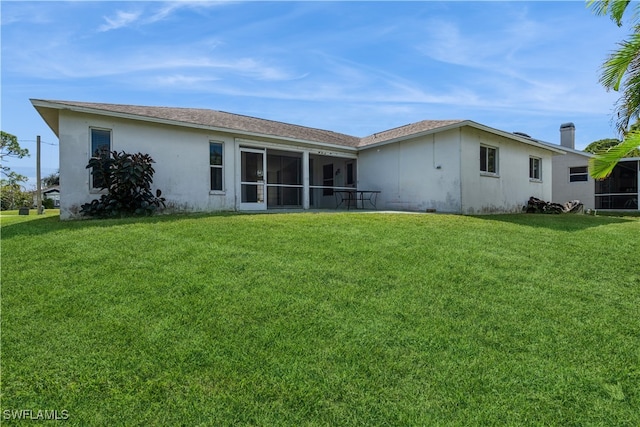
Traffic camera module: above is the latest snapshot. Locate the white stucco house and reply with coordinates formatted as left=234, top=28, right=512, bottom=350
left=31, top=99, right=565, bottom=219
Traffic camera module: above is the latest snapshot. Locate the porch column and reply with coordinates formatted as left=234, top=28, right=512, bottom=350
left=302, top=151, right=310, bottom=209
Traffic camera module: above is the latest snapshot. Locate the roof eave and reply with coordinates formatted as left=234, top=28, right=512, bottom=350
left=534, top=139, right=592, bottom=157
left=465, top=121, right=567, bottom=154
left=31, top=99, right=61, bottom=137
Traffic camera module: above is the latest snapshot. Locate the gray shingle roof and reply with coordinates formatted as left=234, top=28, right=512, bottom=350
left=33, top=100, right=471, bottom=149
left=358, top=119, right=465, bottom=147
left=41, top=100, right=362, bottom=147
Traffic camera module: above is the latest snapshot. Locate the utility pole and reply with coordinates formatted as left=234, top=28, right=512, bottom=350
left=36, top=135, right=43, bottom=214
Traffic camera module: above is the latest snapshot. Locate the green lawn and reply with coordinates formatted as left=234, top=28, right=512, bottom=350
left=1, top=212, right=639, bottom=425
left=0, top=209, right=60, bottom=226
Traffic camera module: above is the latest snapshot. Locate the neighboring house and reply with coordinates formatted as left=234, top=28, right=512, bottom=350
left=550, top=123, right=596, bottom=210
left=32, top=186, right=61, bottom=208
left=44, top=186, right=61, bottom=207
left=31, top=99, right=564, bottom=219
left=541, top=123, right=639, bottom=212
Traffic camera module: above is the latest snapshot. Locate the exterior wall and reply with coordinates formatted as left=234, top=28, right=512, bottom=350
left=56, top=109, right=562, bottom=218
left=357, top=129, right=463, bottom=212
left=459, top=128, right=553, bottom=214
left=58, top=111, right=356, bottom=219
left=551, top=151, right=595, bottom=210
left=58, top=111, right=237, bottom=219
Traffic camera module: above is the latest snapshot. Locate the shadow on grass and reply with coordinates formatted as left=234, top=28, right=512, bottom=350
left=473, top=213, right=635, bottom=232
left=2, top=211, right=637, bottom=240
left=0, top=211, right=246, bottom=240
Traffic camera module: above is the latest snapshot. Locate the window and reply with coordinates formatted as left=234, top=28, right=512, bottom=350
left=529, top=157, right=542, bottom=181
left=210, top=142, right=223, bottom=192
left=90, top=128, right=111, bottom=189
left=480, top=145, right=498, bottom=174
left=569, top=166, right=588, bottom=182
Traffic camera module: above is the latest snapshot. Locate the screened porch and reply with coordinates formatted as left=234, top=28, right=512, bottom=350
left=238, top=146, right=358, bottom=210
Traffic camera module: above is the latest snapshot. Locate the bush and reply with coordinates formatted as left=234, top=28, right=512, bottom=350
left=80, top=151, right=165, bottom=218
left=0, top=184, right=32, bottom=210
left=42, top=198, right=54, bottom=209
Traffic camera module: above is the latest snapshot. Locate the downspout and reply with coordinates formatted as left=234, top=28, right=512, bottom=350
left=432, top=134, right=438, bottom=169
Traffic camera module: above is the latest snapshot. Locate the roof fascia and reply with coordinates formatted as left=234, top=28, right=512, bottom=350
left=465, top=121, right=566, bottom=154
left=359, top=120, right=567, bottom=154
left=31, top=99, right=358, bottom=153
left=533, top=138, right=593, bottom=157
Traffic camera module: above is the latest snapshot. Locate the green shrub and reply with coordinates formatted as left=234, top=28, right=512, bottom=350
left=80, top=150, right=165, bottom=218
left=42, top=198, right=55, bottom=209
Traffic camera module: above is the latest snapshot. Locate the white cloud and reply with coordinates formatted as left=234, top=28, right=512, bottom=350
left=99, top=9, right=143, bottom=32
left=8, top=39, right=304, bottom=85
left=155, top=74, right=221, bottom=86
left=98, top=1, right=230, bottom=31
left=0, top=3, right=53, bottom=26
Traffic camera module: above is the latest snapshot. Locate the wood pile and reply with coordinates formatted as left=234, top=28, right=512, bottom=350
left=525, top=197, right=583, bottom=214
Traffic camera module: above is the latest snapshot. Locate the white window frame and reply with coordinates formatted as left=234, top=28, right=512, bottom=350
left=89, top=127, right=112, bottom=191
left=209, top=141, right=224, bottom=194
left=569, top=166, right=589, bottom=182
left=529, top=156, right=542, bottom=181
left=480, top=145, right=498, bottom=176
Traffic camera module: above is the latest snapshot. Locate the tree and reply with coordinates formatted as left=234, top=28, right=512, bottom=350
left=588, top=0, right=640, bottom=178
left=43, top=170, right=60, bottom=187
left=0, top=172, right=31, bottom=210
left=584, top=137, right=640, bottom=156
left=1, top=131, right=29, bottom=177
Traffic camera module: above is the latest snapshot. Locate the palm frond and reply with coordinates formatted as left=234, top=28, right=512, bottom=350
left=600, top=30, right=640, bottom=133
left=614, top=66, right=640, bottom=133
left=589, top=131, right=640, bottom=178
left=588, top=0, right=632, bottom=26
left=600, top=31, right=640, bottom=91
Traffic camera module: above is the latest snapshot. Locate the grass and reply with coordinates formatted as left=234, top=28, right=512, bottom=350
left=1, top=212, right=639, bottom=425
left=0, top=209, right=60, bottom=226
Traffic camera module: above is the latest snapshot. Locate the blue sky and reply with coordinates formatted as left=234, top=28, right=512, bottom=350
left=1, top=1, right=631, bottom=187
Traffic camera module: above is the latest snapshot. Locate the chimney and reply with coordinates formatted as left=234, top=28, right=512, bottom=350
left=560, top=122, right=575, bottom=149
